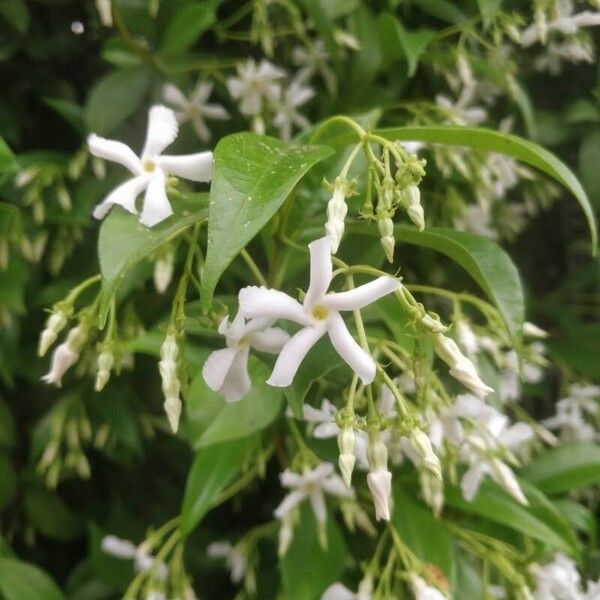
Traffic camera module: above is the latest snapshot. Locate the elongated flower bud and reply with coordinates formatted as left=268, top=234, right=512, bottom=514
left=366, top=430, right=392, bottom=521
left=38, top=310, right=70, bottom=357
left=159, top=334, right=182, bottom=433
left=325, top=179, right=349, bottom=253
left=41, top=324, right=87, bottom=386
left=154, top=249, right=175, bottom=294
left=410, top=429, right=442, bottom=480
left=95, top=350, right=114, bottom=392
left=337, top=425, right=355, bottom=488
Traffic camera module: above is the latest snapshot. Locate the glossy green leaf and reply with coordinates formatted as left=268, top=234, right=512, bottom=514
left=85, top=67, right=152, bottom=135
left=444, top=479, right=579, bottom=556
left=554, top=499, right=597, bottom=542
left=25, top=489, right=84, bottom=541
left=329, top=126, right=597, bottom=254
left=0, top=558, right=65, bottom=600
left=186, top=357, right=283, bottom=447
left=0, top=136, right=17, bottom=174
left=97, top=194, right=208, bottom=327
left=161, top=1, right=217, bottom=56
left=180, top=436, right=257, bottom=536
left=392, top=486, right=456, bottom=591
left=522, top=443, right=600, bottom=494
left=280, top=505, right=346, bottom=600
left=350, top=224, right=524, bottom=343
left=201, top=133, right=332, bottom=310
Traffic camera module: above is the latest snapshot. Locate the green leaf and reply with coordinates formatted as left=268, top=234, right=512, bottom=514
left=409, top=0, right=467, bottom=24
left=377, top=14, right=435, bottom=77
left=350, top=224, right=524, bottom=344
left=0, top=558, right=65, bottom=600
left=280, top=505, right=346, bottom=600
left=284, top=338, right=344, bottom=419
left=161, top=1, right=217, bottom=57
left=392, top=486, right=456, bottom=591
left=42, top=97, right=85, bottom=135
left=553, top=499, right=597, bottom=542
left=25, top=489, right=84, bottom=541
left=368, top=126, right=598, bottom=255
left=522, top=443, right=600, bottom=494
left=0, top=0, right=29, bottom=34
left=579, top=128, right=600, bottom=207
left=186, top=356, right=283, bottom=447
left=85, top=67, right=152, bottom=135
left=444, top=479, right=579, bottom=556
left=97, top=194, right=208, bottom=327
left=180, top=436, right=257, bottom=536
left=201, top=133, right=332, bottom=310
left=0, top=454, right=16, bottom=511
left=0, top=136, right=18, bottom=174
left=0, top=399, right=16, bottom=449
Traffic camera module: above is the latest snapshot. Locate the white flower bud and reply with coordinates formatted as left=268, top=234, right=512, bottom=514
left=407, top=203, right=425, bottom=231
left=491, top=458, right=528, bottom=505
left=420, top=470, right=444, bottom=517
left=278, top=517, right=294, bottom=557
left=41, top=325, right=87, bottom=386
left=410, top=429, right=442, bottom=480
left=153, top=250, right=174, bottom=294
left=421, top=314, right=448, bottom=334
left=337, top=425, right=355, bottom=487
left=325, top=183, right=348, bottom=254
left=455, top=320, right=479, bottom=356
left=92, top=156, right=106, bottom=179
left=101, top=535, right=137, bottom=559
left=95, top=350, right=114, bottom=392
left=38, top=310, right=69, bottom=356
left=57, top=185, right=72, bottom=211
left=523, top=322, right=548, bottom=339
left=380, top=236, right=395, bottom=263
left=159, top=334, right=182, bottom=433
left=163, top=396, right=182, bottom=434
left=367, top=470, right=392, bottom=521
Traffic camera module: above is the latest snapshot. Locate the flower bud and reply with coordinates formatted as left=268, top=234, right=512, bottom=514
left=38, top=310, right=70, bottom=357
left=153, top=249, right=174, bottom=294
left=159, top=334, right=182, bottom=433
left=455, top=320, right=479, bottom=356
left=41, top=325, right=87, bottom=386
left=367, top=430, right=392, bottom=521
left=325, top=180, right=349, bottom=254
left=491, top=458, right=528, bottom=505
left=337, top=425, right=355, bottom=487
left=523, top=321, right=548, bottom=339
left=421, top=313, right=447, bottom=334
left=163, top=396, right=182, bottom=434
left=410, top=429, right=442, bottom=480
left=278, top=516, right=294, bottom=557
left=407, top=203, right=425, bottom=231
left=57, top=185, right=72, bottom=211
left=95, top=350, right=114, bottom=392
left=420, top=470, right=444, bottom=517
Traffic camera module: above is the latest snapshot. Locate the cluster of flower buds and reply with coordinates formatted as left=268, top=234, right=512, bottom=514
left=366, top=428, right=392, bottom=521
left=159, top=332, right=182, bottom=433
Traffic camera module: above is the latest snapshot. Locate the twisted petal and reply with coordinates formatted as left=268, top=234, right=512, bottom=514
left=157, top=151, right=212, bottom=182
left=202, top=103, right=230, bottom=120
left=218, top=345, right=251, bottom=402
left=248, top=327, right=290, bottom=353
left=87, top=134, right=141, bottom=175
left=327, top=312, right=375, bottom=384
left=321, top=474, right=353, bottom=498
left=274, top=489, right=306, bottom=520
left=325, top=277, right=401, bottom=311
left=202, top=347, right=237, bottom=392
left=460, top=461, right=487, bottom=502
left=162, top=83, right=189, bottom=110
left=309, top=488, right=327, bottom=524
left=141, top=105, right=178, bottom=159
left=93, top=175, right=149, bottom=220
left=140, top=169, right=173, bottom=227
left=238, top=286, right=309, bottom=325
left=191, top=116, right=211, bottom=142
left=267, top=326, right=325, bottom=387
left=304, top=236, right=332, bottom=308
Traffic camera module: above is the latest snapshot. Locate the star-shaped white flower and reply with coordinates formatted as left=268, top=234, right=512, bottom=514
left=271, top=78, right=315, bottom=141
left=202, top=311, right=289, bottom=402
left=163, top=81, right=229, bottom=142
left=206, top=541, right=246, bottom=584
left=88, top=105, right=212, bottom=227
left=226, top=59, right=285, bottom=117
left=238, top=236, right=400, bottom=387
left=274, top=462, right=353, bottom=524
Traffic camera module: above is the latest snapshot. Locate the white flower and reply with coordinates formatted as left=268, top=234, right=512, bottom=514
left=321, top=577, right=372, bottom=600
left=274, top=463, right=353, bottom=524
left=163, top=81, right=229, bottom=142
left=202, top=312, right=289, bottom=402
left=454, top=204, right=498, bottom=239
left=292, top=40, right=336, bottom=94
left=207, top=541, right=246, bottom=584
left=271, top=78, right=314, bottom=141
left=41, top=325, right=87, bottom=386
left=101, top=535, right=167, bottom=581
left=543, top=385, right=600, bottom=443
left=435, top=88, right=487, bottom=126
left=226, top=59, right=285, bottom=117
left=532, top=553, right=583, bottom=600
left=238, top=236, right=401, bottom=387
left=88, top=105, right=212, bottom=227
left=409, top=575, right=448, bottom=600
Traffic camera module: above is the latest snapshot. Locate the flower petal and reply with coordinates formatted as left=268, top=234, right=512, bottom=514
left=460, top=461, right=487, bottom=502
left=248, top=327, right=290, bottom=353
left=267, top=326, right=325, bottom=387
left=156, top=151, right=212, bottom=182
left=202, top=103, right=230, bottom=120
left=202, top=347, right=237, bottom=392
left=238, top=286, right=309, bottom=325
left=325, top=277, right=401, bottom=311
left=162, top=83, right=189, bottom=110
left=321, top=474, right=353, bottom=498
left=218, top=346, right=251, bottom=402
left=327, top=312, right=375, bottom=384
left=191, top=116, right=211, bottom=142
left=321, top=583, right=356, bottom=600
left=313, top=422, right=339, bottom=439
left=92, top=175, right=149, bottom=220
left=308, top=488, right=327, bottom=524
left=140, top=170, right=173, bottom=227
left=304, top=236, right=333, bottom=308
left=87, top=134, right=141, bottom=175
left=274, top=489, right=306, bottom=520
left=141, top=105, right=178, bottom=159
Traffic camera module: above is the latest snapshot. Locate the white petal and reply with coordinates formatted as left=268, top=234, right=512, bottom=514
left=321, top=583, right=356, bottom=600
left=140, top=170, right=173, bottom=227
left=280, top=469, right=304, bottom=488
left=325, top=277, right=401, bottom=311
left=141, top=105, right=178, bottom=159
left=304, top=237, right=333, bottom=308
left=156, top=151, right=212, bottom=182
left=248, top=327, right=290, bottom=353
left=274, top=489, right=306, bottom=520
left=218, top=346, right=251, bottom=402
left=202, top=347, right=237, bottom=392
left=461, top=462, right=487, bottom=501
left=267, top=326, right=324, bottom=387
left=101, top=535, right=137, bottom=559
left=238, top=286, right=309, bottom=325
left=162, top=83, right=189, bottom=110
left=206, top=541, right=233, bottom=558
left=191, top=116, right=211, bottom=142
left=191, top=81, right=213, bottom=103
left=308, top=488, right=327, bottom=524
left=87, top=134, right=141, bottom=175
left=327, top=312, right=375, bottom=384
left=321, top=474, right=353, bottom=498
left=313, top=422, right=339, bottom=439
left=202, top=103, right=230, bottom=120
left=93, top=175, right=149, bottom=220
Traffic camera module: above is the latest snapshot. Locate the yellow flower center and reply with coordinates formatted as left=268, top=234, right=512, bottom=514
left=311, top=305, right=329, bottom=321
left=143, top=160, right=156, bottom=173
